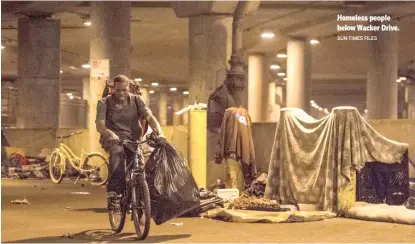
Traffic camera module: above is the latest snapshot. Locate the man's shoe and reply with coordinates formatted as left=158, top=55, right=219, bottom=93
left=107, top=192, right=122, bottom=210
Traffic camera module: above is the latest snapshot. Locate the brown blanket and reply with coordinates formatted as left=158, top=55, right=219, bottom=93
left=215, top=107, right=256, bottom=175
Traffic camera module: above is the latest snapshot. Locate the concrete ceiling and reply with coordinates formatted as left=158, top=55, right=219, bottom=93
left=2, top=1, right=415, bottom=95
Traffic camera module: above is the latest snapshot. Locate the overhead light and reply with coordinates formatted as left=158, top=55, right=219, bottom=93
left=82, top=64, right=91, bottom=69
left=69, top=66, right=77, bottom=70
left=310, top=39, right=320, bottom=45
left=396, top=79, right=402, bottom=83
left=69, top=95, right=74, bottom=100
left=183, top=91, right=189, bottom=95
left=270, top=64, right=281, bottom=70
left=134, top=78, right=142, bottom=82
left=83, top=20, right=92, bottom=26
left=1, top=45, right=5, bottom=49
left=170, top=87, right=177, bottom=92
left=283, top=78, right=288, bottom=81
left=151, top=82, right=159, bottom=87
left=66, top=93, right=73, bottom=96
left=277, top=53, right=287, bottom=59
left=60, top=70, right=63, bottom=74
left=318, top=107, right=323, bottom=111
left=310, top=100, right=315, bottom=104
left=399, top=77, right=407, bottom=81
left=364, top=109, right=368, bottom=113
left=261, top=32, right=275, bottom=39
left=149, top=90, right=155, bottom=94
left=323, top=108, right=329, bottom=114
left=277, top=72, right=286, bottom=77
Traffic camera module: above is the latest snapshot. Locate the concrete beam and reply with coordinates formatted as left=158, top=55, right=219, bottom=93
left=2, top=1, right=80, bottom=18
left=259, top=2, right=351, bottom=11
left=173, top=1, right=259, bottom=18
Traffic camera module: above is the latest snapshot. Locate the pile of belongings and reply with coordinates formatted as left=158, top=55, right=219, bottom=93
left=228, top=193, right=290, bottom=212
left=181, top=189, right=224, bottom=217
left=2, top=150, right=50, bottom=179
left=245, top=172, right=267, bottom=197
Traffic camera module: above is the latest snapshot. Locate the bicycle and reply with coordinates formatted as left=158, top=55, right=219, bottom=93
left=108, top=138, right=152, bottom=240
left=49, top=131, right=109, bottom=185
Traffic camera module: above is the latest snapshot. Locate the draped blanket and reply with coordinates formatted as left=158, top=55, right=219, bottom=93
left=264, top=107, right=408, bottom=212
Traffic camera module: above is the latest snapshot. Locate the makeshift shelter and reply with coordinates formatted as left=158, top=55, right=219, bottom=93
left=265, top=107, right=409, bottom=213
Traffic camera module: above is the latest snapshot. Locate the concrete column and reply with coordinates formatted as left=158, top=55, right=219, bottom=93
left=268, top=81, right=277, bottom=122
left=88, top=2, right=131, bottom=151
left=172, top=96, right=182, bottom=126
left=82, top=78, right=90, bottom=100
left=286, top=37, right=312, bottom=113
left=140, top=87, right=150, bottom=105
left=275, top=84, right=284, bottom=121
left=189, top=15, right=233, bottom=104
left=173, top=2, right=236, bottom=187
left=16, top=17, right=60, bottom=129
left=248, top=54, right=269, bottom=122
left=189, top=15, right=233, bottom=186
left=158, top=92, right=168, bottom=126
left=367, top=21, right=398, bottom=119
left=182, top=96, right=189, bottom=125
left=406, top=84, right=415, bottom=119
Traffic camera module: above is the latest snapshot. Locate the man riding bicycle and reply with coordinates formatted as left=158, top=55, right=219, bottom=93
left=96, top=75, right=164, bottom=210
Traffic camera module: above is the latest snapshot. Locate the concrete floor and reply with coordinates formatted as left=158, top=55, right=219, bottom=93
left=1, top=179, right=415, bottom=243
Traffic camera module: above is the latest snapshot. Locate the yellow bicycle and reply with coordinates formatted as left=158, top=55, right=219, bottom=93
left=49, top=131, right=109, bottom=185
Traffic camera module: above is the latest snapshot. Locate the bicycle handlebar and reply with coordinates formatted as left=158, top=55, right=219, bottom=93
left=117, top=139, right=147, bottom=146
left=56, top=131, right=83, bottom=139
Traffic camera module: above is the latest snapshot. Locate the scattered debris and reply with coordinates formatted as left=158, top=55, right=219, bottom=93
left=65, top=207, right=71, bottom=209
left=81, top=184, right=85, bottom=187
left=170, top=222, right=183, bottom=226
left=11, top=198, right=30, bottom=204
left=70, top=192, right=90, bottom=195
left=41, top=187, right=46, bottom=190
left=228, top=193, right=287, bottom=212
left=32, top=185, right=37, bottom=187
left=62, top=233, right=74, bottom=238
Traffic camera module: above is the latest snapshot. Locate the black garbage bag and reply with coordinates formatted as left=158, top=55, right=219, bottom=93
left=145, top=140, right=200, bottom=225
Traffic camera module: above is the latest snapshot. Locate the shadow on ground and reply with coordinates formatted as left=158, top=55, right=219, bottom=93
left=5, top=229, right=191, bottom=243
left=71, top=207, right=108, bottom=213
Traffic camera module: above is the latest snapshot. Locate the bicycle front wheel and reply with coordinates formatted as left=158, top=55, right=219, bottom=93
left=49, top=151, right=65, bottom=184
left=132, top=175, right=151, bottom=240
left=108, top=196, right=127, bottom=233
left=83, top=153, right=109, bottom=185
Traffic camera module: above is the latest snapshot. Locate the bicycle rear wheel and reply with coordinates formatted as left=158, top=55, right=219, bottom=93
left=49, top=151, right=65, bottom=184
left=131, top=175, right=151, bottom=240
left=108, top=195, right=127, bottom=233
left=83, top=153, right=109, bottom=185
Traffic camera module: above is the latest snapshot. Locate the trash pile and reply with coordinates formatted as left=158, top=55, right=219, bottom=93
left=1, top=149, right=51, bottom=179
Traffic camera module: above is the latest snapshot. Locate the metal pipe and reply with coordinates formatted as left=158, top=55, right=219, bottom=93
left=231, top=1, right=249, bottom=57
left=224, top=1, right=251, bottom=106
